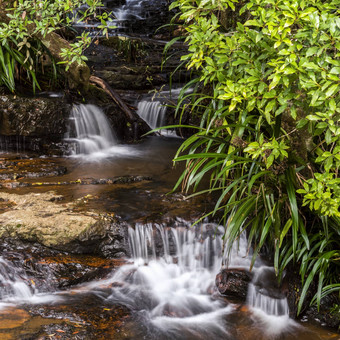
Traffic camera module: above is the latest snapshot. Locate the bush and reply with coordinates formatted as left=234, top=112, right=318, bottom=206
left=0, top=0, right=114, bottom=92
left=170, top=0, right=339, bottom=314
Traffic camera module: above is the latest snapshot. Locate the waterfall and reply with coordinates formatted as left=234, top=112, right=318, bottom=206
left=136, top=87, right=194, bottom=135
left=128, top=223, right=224, bottom=271
left=0, top=136, right=26, bottom=154
left=111, top=0, right=145, bottom=21
left=95, top=223, right=232, bottom=338
left=110, top=223, right=290, bottom=329
left=247, top=266, right=289, bottom=316
left=65, top=104, right=117, bottom=155
left=137, top=100, right=167, bottom=130
left=0, top=256, right=35, bottom=301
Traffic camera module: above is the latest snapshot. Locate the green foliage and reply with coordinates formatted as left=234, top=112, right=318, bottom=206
left=0, top=0, right=115, bottom=92
left=59, top=33, right=91, bottom=71
left=170, top=0, right=340, bottom=313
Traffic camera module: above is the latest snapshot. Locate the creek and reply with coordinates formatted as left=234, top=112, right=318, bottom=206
left=0, top=1, right=338, bottom=339
left=0, top=104, right=337, bottom=339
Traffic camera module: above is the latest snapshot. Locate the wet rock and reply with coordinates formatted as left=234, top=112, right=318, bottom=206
left=0, top=239, right=126, bottom=292
left=0, top=95, right=71, bottom=154
left=0, top=95, right=70, bottom=137
left=252, top=266, right=287, bottom=300
left=216, top=268, right=253, bottom=301
left=0, top=192, right=128, bottom=257
left=0, top=175, right=152, bottom=189
left=105, top=0, right=126, bottom=6
left=283, top=267, right=315, bottom=318
left=302, top=295, right=340, bottom=330
left=0, top=158, right=67, bottom=180
left=28, top=294, right=137, bottom=340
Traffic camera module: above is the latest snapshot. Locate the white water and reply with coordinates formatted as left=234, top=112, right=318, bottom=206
left=0, top=222, right=297, bottom=338
left=137, top=100, right=167, bottom=130
left=136, top=87, right=193, bottom=136
left=65, top=104, right=118, bottom=156
left=247, top=267, right=289, bottom=316
left=0, top=256, right=59, bottom=309
left=111, top=0, right=145, bottom=21
left=77, top=223, right=292, bottom=338
left=0, top=256, right=34, bottom=301
left=103, top=223, right=233, bottom=338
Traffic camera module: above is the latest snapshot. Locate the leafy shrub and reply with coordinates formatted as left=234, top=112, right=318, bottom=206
left=169, top=0, right=339, bottom=313
left=0, top=0, right=114, bottom=92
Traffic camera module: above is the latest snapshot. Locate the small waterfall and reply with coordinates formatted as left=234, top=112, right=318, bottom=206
left=97, top=223, right=232, bottom=338
left=136, top=87, right=194, bottom=135
left=65, top=104, right=117, bottom=155
left=111, top=0, right=145, bottom=21
left=0, top=136, right=27, bottom=154
left=137, top=101, right=167, bottom=130
left=247, top=266, right=289, bottom=316
left=128, top=223, right=224, bottom=271
left=0, top=256, right=35, bottom=301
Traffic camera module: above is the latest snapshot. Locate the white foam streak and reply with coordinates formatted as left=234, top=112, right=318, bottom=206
left=0, top=256, right=61, bottom=307
left=250, top=308, right=299, bottom=336
left=247, top=266, right=289, bottom=317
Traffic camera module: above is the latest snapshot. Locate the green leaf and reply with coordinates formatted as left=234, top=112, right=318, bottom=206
left=325, top=84, right=338, bottom=98
left=286, top=168, right=299, bottom=257
left=280, top=219, right=292, bottom=248
left=296, top=119, right=308, bottom=129
left=269, top=74, right=281, bottom=90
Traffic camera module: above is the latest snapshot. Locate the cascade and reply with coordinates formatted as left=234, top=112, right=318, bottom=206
left=0, top=256, right=34, bottom=301
left=92, top=223, right=233, bottom=338
left=108, top=222, right=290, bottom=333
left=65, top=104, right=117, bottom=155
left=221, top=227, right=289, bottom=317
left=110, top=0, right=146, bottom=21
left=247, top=266, right=290, bottom=316
left=137, top=100, right=167, bottom=130
left=136, top=87, right=193, bottom=134
left=0, top=136, right=26, bottom=154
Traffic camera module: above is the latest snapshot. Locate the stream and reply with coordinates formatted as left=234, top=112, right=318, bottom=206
left=0, top=104, right=338, bottom=339
left=0, top=0, right=339, bottom=339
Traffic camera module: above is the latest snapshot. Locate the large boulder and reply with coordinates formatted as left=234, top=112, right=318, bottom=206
left=0, top=192, right=127, bottom=257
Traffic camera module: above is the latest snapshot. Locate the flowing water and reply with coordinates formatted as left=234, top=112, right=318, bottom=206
left=110, top=0, right=146, bottom=21
left=0, top=103, right=338, bottom=338
left=64, top=103, right=156, bottom=160
left=247, top=267, right=290, bottom=317
left=0, top=222, right=334, bottom=339
left=0, top=256, right=34, bottom=301
left=136, top=87, right=193, bottom=136
left=137, top=100, right=168, bottom=130
left=73, top=0, right=165, bottom=34
left=0, top=256, right=59, bottom=310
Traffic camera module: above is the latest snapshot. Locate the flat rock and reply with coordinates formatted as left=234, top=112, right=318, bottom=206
left=0, top=192, right=126, bottom=255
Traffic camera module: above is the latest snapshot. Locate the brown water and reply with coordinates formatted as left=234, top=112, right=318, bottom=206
left=0, top=137, right=339, bottom=340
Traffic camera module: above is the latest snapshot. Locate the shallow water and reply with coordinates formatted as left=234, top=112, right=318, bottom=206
left=0, top=138, right=338, bottom=339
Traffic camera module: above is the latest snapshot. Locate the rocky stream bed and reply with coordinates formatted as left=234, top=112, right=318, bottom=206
left=0, top=0, right=339, bottom=339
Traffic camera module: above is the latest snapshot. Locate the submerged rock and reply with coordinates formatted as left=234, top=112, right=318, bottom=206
left=0, top=192, right=127, bottom=257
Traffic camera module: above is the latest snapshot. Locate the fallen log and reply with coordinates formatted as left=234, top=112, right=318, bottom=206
left=90, top=75, right=142, bottom=123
